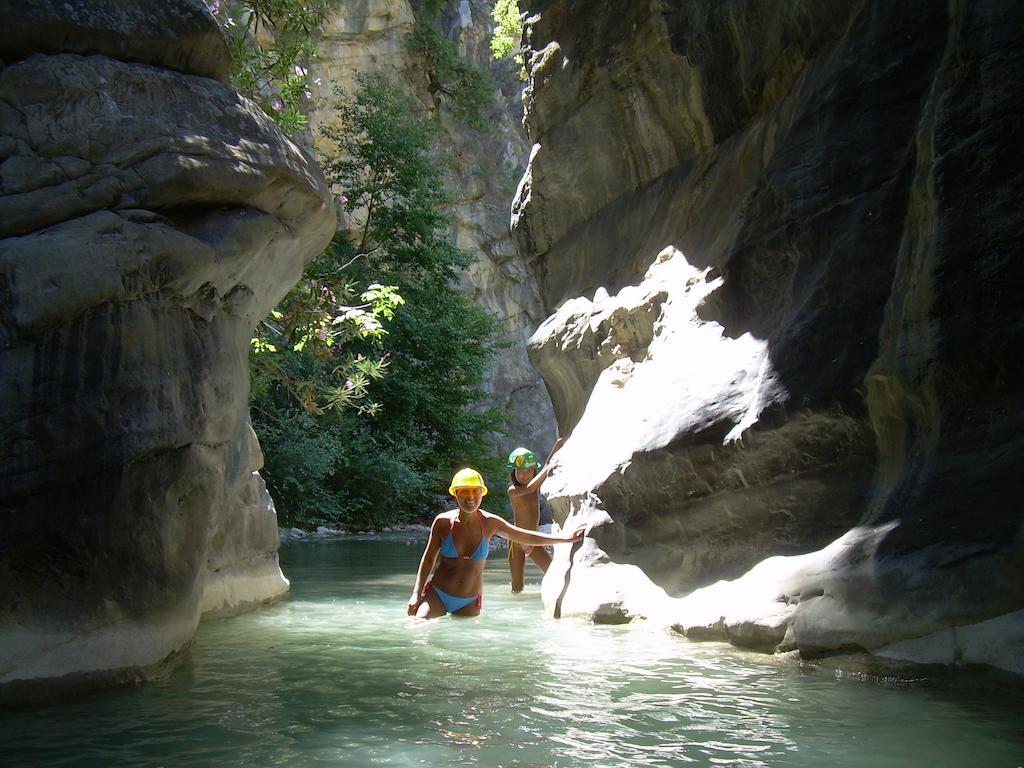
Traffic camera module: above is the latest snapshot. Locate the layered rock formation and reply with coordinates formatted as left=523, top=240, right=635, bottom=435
left=520, top=0, right=1024, bottom=672
left=0, top=0, right=335, bottom=690
left=305, top=0, right=556, bottom=451
left=531, top=246, right=875, bottom=593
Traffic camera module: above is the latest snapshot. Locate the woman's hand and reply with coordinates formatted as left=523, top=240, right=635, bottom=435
left=407, top=592, right=421, bottom=616
left=561, top=523, right=586, bottom=543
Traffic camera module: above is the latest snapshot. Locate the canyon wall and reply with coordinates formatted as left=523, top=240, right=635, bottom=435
left=520, top=0, right=1024, bottom=669
left=305, top=0, right=556, bottom=452
left=0, top=0, right=335, bottom=691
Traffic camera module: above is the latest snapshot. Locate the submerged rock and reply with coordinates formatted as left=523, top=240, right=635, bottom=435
left=519, top=0, right=1024, bottom=674
left=0, top=0, right=334, bottom=690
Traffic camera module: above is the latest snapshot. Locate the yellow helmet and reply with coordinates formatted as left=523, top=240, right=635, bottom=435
left=448, top=468, right=488, bottom=497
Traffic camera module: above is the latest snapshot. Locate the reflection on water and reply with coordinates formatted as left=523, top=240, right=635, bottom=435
left=2, top=539, right=1022, bottom=767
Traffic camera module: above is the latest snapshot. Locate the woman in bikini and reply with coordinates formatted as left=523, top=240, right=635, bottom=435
left=406, top=467, right=583, bottom=619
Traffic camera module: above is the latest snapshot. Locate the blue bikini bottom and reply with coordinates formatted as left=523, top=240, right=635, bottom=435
left=430, top=583, right=481, bottom=613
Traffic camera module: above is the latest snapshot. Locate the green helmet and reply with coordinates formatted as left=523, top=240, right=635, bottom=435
left=507, top=447, right=541, bottom=470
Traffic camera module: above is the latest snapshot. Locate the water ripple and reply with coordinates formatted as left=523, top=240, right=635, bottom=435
left=2, top=541, right=1022, bottom=768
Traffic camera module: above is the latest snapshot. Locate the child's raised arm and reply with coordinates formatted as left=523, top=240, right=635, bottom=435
left=508, top=435, right=569, bottom=497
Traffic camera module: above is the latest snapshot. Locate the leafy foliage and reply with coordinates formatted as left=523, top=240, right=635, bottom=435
left=251, top=234, right=403, bottom=417
left=249, top=231, right=408, bottom=530
left=490, top=0, right=527, bottom=79
left=213, top=1, right=510, bottom=527
left=408, top=22, right=495, bottom=128
left=490, top=0, right=524, bottom=60
left=324, top=74, right=507, bottom=507
left=205, top=0, right=330, bottom=134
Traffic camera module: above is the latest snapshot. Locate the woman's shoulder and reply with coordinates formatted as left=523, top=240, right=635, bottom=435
left=478, top=509, right=506, bottom=528
left=430, top=511, right=458, bottom=531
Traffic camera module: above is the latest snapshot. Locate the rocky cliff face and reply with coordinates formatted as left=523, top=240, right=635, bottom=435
left=442, top=1, right=556, bottom=448
left=0, top=0, right=335, bottom=691
left=305, top=0, right=556, bottom=452
left=520, top=0, right=1024, bottom=671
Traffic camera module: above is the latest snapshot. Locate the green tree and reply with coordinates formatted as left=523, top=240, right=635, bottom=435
left=322, top=73, right=507, bottom=514
left=249, top=234, right=406, bottom=529
left=408, top=22, right=495, bottom=128
left=252, top=74, right=506, bottom=529
left=490, top=0, right=527, bottom=79
left=250, top=234, right=403, bottom=417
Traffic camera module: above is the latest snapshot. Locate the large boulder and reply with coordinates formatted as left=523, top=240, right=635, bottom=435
left=532, top=247, right=874, bottom=594
left=543, top=517, right=1024, bottom=675
left=1, top=0, right=232, bottom=82
left=519, top=0, right=1024, bottom=671
left=0, top=0, right=335, bottom=691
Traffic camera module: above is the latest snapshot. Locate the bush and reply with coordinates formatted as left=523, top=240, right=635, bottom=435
left=408, top=22, right=495, bottom=128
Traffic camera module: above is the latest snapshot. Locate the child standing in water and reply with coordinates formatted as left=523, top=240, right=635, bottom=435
left=506, top=437, right=567, bottom=593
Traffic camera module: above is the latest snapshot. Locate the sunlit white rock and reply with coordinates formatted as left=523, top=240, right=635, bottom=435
left=540, top=496, right=673, bottom=624
left=534, top=246, right=784, bottom=504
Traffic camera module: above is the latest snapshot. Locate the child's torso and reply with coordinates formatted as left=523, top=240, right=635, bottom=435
left=508, top=491, right=540, bottom=529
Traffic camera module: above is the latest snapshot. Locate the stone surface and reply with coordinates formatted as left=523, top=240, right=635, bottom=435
left=0, top=1, right=334, bottom=690
left=532, top=247, right=875, bottom=594
left=517, top=0, right=1024, bottom=672
left=541, top=539, right=671, bottom=625
left=307, top=0, right=422, bottom=115
left=0, top=0, right=231, bottom=82
left=434, top=2, right=557, bottom=455
left=552, top=519, right=1024, bottom=676
left=201, top=448, right=290, bottom=620
left=876, top=610, right=1024, bottom=676
left=305, top=0, right=556, bottom=453
left=540, top=501, right=674, bottom=625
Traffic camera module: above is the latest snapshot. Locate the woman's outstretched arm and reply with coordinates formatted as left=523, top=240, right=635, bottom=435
left=485, top=511, right=583, bottom=547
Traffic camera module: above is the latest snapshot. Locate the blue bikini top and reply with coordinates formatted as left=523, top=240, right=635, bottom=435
left=440, top=514, right=489, bottom=560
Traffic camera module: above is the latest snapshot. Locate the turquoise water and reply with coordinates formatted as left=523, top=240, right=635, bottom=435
left=2, top=538, right=1022, bottom=767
